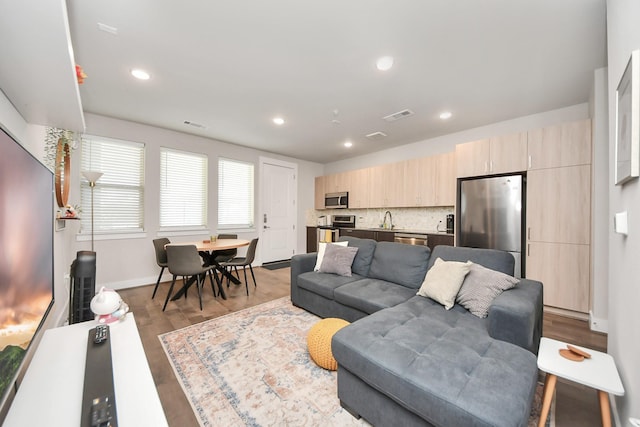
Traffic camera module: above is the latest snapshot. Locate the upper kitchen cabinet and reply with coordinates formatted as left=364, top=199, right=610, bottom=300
left=314, top=176, right=325, bottom=210
left=368, top=162, right=405, bottom=208
left=456, top=133, right=527, bottom=178
left=527, top=119, right=591, bottom=170
left=347, top=168, right=370, bottom=209
left=405, top=152, right=455, bottom=206
left=324, top=171, right=349, bottom=193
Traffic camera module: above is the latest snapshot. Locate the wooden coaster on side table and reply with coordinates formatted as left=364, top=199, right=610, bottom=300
left=559, top=348, right=584, bottom=362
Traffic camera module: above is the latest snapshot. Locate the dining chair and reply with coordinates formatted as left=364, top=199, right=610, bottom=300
left=219, top=238, right=259, bottom=296
left=163, top=245, right=215, bottom=311
left=214, top=233, right=239, bottom=281
left=151, top=238, right=170, bottom=299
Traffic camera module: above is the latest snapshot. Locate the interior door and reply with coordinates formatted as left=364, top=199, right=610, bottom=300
left=260, top=158, right=297, bottom=263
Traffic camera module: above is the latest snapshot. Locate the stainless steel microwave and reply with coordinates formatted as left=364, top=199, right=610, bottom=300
left=325, top=192, right=348, bottom=209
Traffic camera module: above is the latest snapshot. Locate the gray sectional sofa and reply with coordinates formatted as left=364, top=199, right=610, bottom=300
left=290, top=236, right=543, bottom=427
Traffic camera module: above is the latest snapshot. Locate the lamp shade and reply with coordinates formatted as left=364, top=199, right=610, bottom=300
left=82, top=170, right=103, bottom=184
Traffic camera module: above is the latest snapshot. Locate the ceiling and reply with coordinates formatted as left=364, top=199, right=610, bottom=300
left=4, top=1, right=608, bottom=164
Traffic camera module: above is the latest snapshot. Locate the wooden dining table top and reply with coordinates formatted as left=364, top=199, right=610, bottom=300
left=166, top=238, right=249, bottom=252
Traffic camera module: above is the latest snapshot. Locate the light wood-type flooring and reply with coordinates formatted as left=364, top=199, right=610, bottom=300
left=119, top=266, right=608, bottom=427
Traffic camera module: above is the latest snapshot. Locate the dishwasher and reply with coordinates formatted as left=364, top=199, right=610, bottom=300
left=394, top=233, right=428, bottom=246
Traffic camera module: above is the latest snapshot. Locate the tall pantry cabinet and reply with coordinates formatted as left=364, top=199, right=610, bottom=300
left=525, top=119, right=592, bottom=313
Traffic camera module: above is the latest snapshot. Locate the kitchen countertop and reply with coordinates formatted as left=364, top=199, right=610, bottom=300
left=341, top=227, right=454, bottom=236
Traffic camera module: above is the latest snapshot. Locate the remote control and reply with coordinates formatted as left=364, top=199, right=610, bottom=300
left=90, top=396, right=113, bottom=427
left=94, top=325, right=108, bottom=344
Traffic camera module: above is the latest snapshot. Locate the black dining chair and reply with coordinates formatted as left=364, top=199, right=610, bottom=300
left=151, top=238, right=170, bottom=299
left=219, top=238, right=259, bottom=296
left=213, top=234, right=239, bottom=281
left=163, top=245, right=216, bottom=311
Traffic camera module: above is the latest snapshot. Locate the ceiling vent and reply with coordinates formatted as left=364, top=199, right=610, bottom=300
left=366, top=131, right=388, bottom=140
left=183, top=120, right=207, bottom=129
left=383, top=109, right=414, bottom=122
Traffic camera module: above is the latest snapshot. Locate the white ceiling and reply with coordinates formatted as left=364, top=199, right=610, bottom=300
left=3, top=1, right=607, bottom=164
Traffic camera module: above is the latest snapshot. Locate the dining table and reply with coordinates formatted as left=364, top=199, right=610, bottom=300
left=166, top=238, right=250, bottom=301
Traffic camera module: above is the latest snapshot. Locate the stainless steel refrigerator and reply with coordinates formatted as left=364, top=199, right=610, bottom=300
left=457, top=174, right=524, bottom=277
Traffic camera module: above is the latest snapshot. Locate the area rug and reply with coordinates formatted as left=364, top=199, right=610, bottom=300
left=159, top=297, right=552, bottom=427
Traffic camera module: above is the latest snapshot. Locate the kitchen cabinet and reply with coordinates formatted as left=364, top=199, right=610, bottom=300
left=306, top=226, right=318, bottom=253
left=426, top=233, right=454, bottom=251
left=314, top=176, right=325, bottom=210
left=339, top=229, right=395, bottom=242
left=324, top=171, right=349, bottom=193
left=527, top=119, right=591, bottom=170
left=455, top=132, right=527, bottom=178
left=526, top=242, right=590, bottom=312
left=403, top=152, right=456, bottom=207
left=527, top=165, right=591, bottom=245
left=347, top=168, right=370, bottom=208
left=368, top=162, right=405, bottom=208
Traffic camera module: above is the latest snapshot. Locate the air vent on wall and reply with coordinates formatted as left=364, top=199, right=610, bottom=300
left=183, top=120, right=208, bottom=129
left=383, top=109, right=414, bottom=122
left=366, top=131, right=387, bottom=140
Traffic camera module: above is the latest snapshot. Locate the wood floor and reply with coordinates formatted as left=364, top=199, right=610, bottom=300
left=119, top=267, right=608, bottom=427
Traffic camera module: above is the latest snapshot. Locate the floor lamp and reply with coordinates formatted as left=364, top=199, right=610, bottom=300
left=82, top=170, right=103, bottom=252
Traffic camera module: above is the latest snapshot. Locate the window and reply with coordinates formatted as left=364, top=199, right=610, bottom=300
left=160, top=148, right=208, bottom=228
left=81, top=136, right=145, bottom=233
left=218, top=158, right=254, bottom=229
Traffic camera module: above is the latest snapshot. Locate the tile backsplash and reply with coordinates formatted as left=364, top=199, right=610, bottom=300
left=306, top=206, right=454, bottom=232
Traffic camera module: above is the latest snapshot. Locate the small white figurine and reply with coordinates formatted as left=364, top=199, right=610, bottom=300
left=90, top=287, right=129, bottom=324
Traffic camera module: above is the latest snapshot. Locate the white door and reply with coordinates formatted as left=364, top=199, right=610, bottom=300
left=260, top=158, right=297, bottom=263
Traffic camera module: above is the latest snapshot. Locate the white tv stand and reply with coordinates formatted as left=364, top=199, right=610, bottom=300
left=4, top=313, right=168, bottom=426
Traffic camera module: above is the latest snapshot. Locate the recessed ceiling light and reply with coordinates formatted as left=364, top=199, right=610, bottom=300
left=131, top=69, right=151, bottom=80
left=273, top=117, right=285, bottom=125
left=439, top=111, right=452, bottom=120
left=344, top=141, right=353, bottom=148
left=376, top=56, right=394, bottom=71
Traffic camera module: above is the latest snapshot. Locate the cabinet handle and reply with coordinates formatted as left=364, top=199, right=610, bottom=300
left=527, top=244, right=530, bottom=256
left=527, top=227, right=531, bottom=240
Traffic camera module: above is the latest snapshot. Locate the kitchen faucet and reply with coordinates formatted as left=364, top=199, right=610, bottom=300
left=383, top=210, right=392, bottom=229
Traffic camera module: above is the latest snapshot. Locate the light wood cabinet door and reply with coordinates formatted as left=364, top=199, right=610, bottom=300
left=456, top=139, right=490, bottom=177
left=489, top=132, right=528, bottom=174
left=347, top=168, right=370, bottom=209
left=528, top=119, right=591, bottom=170
left=324, top=171, right=349, bottom=193
left=526, top=242, right=590, bottom=313
left=404, top=157, right=430, bottom=206
left=368, top=163, right=405, bottom=208
left=434, top=152, right=456, bottom=206
left=527, top=165, right=591, bottom=245
left=314, top=176, right=325, bottom=210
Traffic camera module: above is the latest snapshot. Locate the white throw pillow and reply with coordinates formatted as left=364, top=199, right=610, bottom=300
left=314, top=241, right=349, bottom=271
left=416, top=258, right=472, bottom=309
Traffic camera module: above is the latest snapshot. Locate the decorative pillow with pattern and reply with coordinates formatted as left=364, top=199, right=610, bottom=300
left=319, top=244, right=359, bottom=277
left=456, top=262, right=519, bottom=318
left=416, top=258, right=471, bottom=309
left=314, top=240, right=348, bottom=271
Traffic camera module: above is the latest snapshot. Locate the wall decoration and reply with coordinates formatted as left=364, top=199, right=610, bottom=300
left=615, top=49, right=640, bottom=185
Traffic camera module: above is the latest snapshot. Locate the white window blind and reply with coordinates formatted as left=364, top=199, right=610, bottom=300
left=160, top=148, right=208, bottom=228
left=81, top=136, right=145, bottom=233
left=218, top=158, right=254, bottom=229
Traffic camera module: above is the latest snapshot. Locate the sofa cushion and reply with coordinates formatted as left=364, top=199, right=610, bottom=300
left=319, top=244, right=359, bottom=276
left=338, top=236, right=377, bottom=277
left=429, top=245, right=515, bottom=276
left=416, top=258, right=471, bottom=309
left=332, top=296, right=538, bottom=427
left=368, top=241, right=431, bottom=288
left=314, top=241, right=349, bottom=271
left=457, top=262, right=519, bottom=318
left=297, top=271, right=363, bottom=300
left=334, top=278, right=417, bottom=314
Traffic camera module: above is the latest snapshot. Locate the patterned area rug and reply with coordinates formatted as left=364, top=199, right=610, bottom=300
left=159, top=297, right=552, bottom=427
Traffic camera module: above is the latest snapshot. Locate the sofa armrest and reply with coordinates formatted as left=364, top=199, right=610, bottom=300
left=487, top=279, right=543, bottom=355
left=290, top=253, right=317, bottom=305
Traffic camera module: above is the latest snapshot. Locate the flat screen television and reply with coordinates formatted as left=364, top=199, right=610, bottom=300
left=0, top=126, right=54, bottom=419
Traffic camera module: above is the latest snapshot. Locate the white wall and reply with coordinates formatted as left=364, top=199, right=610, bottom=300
left=606, top=0, right=640, bottom=424
left=78, top=113, right=323, bottom=289
left=324, top=103, right=590, bottom=174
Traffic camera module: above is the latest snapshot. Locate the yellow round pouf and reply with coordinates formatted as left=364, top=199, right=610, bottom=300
left=307, top=318, right=350, bottom=370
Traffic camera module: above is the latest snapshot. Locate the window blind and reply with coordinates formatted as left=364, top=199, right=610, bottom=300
left=160, top=148, right=208, bottom=228
left=81, top=136, right=145, bottom=233
left=218, top=158, right=254, bottom=229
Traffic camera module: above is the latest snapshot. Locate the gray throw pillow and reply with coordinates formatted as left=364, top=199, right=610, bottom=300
left=456, top=262, right=519, bottom=318
left=319, top=244, right=359, bottom=277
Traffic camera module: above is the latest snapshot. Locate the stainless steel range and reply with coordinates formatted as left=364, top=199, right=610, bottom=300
left=316, top=215, right=355, bottom=244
